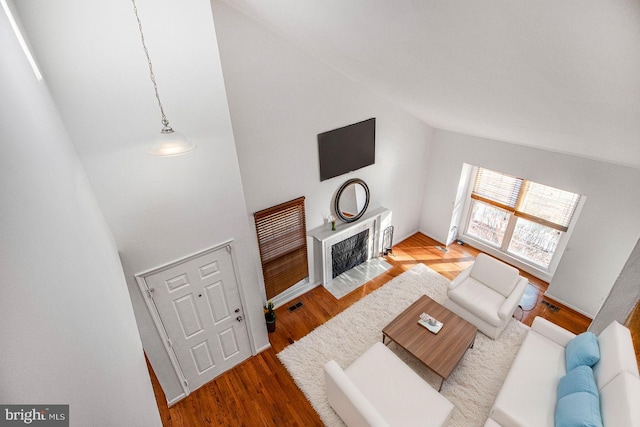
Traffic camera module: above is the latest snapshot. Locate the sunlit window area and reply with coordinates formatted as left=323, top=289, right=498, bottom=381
left=465, top=167, right=581, bottom=269
left=507, top=217, right=561, bottom=267
left=467, top=201, right=509, bottom=247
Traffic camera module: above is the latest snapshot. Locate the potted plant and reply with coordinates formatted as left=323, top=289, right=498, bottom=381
left=264, top=301, right=276, bottom=333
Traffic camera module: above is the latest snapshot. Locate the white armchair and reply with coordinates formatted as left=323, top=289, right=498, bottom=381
left=444, top=253, right=528, bottom=339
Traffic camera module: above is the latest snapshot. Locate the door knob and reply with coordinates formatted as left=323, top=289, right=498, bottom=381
left=236, top=316, right=243, bottom=322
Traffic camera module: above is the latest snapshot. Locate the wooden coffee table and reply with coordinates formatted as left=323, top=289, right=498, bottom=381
left=382, top=294, right=477, bottom=391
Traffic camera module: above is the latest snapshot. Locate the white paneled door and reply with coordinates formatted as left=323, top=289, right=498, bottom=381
left=142, top=245, right=251, bottom=394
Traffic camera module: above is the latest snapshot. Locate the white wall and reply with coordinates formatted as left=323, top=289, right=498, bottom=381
left=15, top=0, right=269, bottom=403
left=0, top=3, right=161, bottom=424
left=211, top=1, right=434, bottom=258
left=589, top=237, right=640, bottom=334
left=420, top=129, right=640, bottom=317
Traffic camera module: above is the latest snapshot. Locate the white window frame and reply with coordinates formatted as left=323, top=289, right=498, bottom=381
left=459, top=166, right=586, bottom=282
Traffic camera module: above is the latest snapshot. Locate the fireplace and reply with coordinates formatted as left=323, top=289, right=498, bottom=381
left=331, top=229, right=369, bottom=278
left=307, top=207, right=392, bottom=287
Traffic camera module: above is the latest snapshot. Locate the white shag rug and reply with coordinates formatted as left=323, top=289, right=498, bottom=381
left=277, top=263, right=530, bottom=427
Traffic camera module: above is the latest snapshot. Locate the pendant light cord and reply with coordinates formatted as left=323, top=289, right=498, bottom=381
left=131, top=0, right=170, bottom=128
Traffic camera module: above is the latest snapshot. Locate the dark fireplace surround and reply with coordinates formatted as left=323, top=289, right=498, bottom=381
left=331, top=229, right=369, bottom=279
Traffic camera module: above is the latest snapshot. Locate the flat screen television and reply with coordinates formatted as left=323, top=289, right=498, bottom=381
left=318, top=118, right=375, bottom=181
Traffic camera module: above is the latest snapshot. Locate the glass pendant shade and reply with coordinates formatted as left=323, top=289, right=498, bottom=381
left=145, top=125, right=196, bottom=156
left=132, top=0, right=196, bottom=157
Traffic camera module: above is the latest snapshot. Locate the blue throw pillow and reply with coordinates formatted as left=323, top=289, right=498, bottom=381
left=557, top=365, right=598, bottom=399
left=565, top=332, right=600, bottom=371
left=555, top=391, right=603, bottom=427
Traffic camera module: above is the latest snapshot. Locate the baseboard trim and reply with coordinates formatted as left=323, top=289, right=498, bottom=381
left=417, top=229, right=446, bottom=245
left=167, top=392, right=188, bottom=407
left=272, top=279, right=320, bottom=310
left=255, top=342, right=272, bottom=354
left=542, top=292, right=593, bottom=319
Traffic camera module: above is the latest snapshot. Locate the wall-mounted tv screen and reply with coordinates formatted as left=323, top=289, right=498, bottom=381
left=318, top=118, right=375, bottom=181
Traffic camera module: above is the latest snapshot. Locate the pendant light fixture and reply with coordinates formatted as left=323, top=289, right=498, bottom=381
left=131, top=0, right=196, bottom=156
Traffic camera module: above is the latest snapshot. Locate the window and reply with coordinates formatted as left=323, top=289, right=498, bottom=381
left=254, top=197, right=308, bottom=299
left=465, top=167, right=581, bottom=269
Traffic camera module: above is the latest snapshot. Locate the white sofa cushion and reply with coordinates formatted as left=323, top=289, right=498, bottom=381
left=470, top=253, right=519, bottom=297
left=483, top=418, right=502, bottom=427
left=325, top=359, right=390, bottom=427
left=592, top=320, right=640, bottom=390
left=447, top=277, right=505, bottom=327
left=531, top=316, right=576, bottom=347
left=344, top=342, right=454, bottom=427
left=489, top=323, right=567, bottom=426
left=600, top=371, right=640, bottom=426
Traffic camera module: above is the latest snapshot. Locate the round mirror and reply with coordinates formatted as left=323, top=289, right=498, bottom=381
left=334, top=179, right=370, bottom=223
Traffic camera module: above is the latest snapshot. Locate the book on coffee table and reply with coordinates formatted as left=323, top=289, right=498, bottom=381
left=418, top=313, right=443, bottom=334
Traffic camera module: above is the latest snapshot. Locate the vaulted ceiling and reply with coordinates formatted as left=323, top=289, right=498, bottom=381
left=222, top=0, right=640, bottom=169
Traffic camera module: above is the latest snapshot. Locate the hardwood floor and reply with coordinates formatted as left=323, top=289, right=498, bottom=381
left=627, top=300, right=640, bottom=366
left=149, top=232, right=600, bottom=426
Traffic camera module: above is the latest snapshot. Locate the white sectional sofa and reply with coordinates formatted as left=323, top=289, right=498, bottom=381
left=324, top=341, right=454, bottom=427
left=486, top=317, right=640, bottom=426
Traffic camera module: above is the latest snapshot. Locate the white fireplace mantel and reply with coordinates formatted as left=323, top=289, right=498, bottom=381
left=307, top=207, right=392, bottom=287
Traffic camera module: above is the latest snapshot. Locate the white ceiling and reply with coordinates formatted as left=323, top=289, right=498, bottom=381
left=222, top=0, right=640, bottom=169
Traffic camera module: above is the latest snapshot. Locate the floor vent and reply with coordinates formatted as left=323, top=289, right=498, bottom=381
left=541, top=300, right=560, bottom=312
left=288, top=301, right=303, bottom=312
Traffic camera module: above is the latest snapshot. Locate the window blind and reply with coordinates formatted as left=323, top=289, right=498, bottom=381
left=515, top=181, right=580, bottom=232
left=471, top=168, right=522, bottom=211
left=471, top=167, right=580, bottom=232
left=254, top=197, right=308, bottom=300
